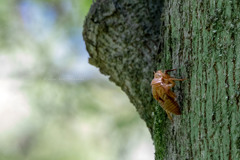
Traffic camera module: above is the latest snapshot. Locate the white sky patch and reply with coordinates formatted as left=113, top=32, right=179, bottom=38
left=0, top=54, right=31, bottom=133
left=129, top=139, right=155, bottom=160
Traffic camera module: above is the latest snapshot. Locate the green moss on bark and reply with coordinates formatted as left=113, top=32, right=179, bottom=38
left=158, top=0, right=240, bottom=159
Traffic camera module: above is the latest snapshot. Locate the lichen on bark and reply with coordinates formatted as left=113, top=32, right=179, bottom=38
left=159, top=0, right=240, bottom=159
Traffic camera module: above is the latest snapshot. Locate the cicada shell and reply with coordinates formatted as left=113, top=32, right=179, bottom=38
left=151, top=69, right=186, bottom=121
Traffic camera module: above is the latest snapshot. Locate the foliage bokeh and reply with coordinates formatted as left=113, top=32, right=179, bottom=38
left=0, top=0, right=154, bottom=160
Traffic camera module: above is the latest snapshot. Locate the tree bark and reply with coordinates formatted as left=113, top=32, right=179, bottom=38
left=83, top=0, right=240, bottom=159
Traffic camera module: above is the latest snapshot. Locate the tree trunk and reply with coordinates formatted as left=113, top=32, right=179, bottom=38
left=83, top=0, right=240, bottom=159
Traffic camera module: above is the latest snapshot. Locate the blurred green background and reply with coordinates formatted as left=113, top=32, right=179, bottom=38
left=0, top=0, right=154, bottom=160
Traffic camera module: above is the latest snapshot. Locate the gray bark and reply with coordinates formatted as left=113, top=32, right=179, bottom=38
left=83, top=0, right=240, bottom=159
left=83, top=0, right=164, bottom=133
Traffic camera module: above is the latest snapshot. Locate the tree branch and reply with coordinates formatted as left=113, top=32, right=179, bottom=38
left=83, top=0, right=164, bottom=133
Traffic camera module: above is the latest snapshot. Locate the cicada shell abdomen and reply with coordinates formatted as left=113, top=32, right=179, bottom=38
left=161, top=94, right=181, bottom=115
left=154, top=86, right=181, bottom=115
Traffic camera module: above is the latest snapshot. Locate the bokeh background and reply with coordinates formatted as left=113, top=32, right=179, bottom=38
left=0, top=0, right=154, bottom=160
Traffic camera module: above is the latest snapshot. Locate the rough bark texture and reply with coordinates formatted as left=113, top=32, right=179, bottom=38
left=83, top=0, right=240, bottom=159
left=83, top=0, right=165, bottom=133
